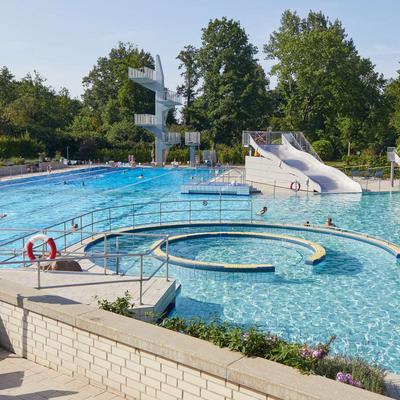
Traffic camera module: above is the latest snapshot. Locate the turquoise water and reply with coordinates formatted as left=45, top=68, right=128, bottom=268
left=2, top=167, right=400, bottom=372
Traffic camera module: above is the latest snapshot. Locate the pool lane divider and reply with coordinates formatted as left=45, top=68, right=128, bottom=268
left=151, top=231, right=326, bottom=272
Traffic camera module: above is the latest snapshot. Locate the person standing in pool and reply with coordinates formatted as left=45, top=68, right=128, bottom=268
left=325, top=217, right=336, bottom=227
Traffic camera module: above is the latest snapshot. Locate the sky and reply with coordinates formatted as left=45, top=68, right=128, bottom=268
left=0, top=0, right=399, bottom=98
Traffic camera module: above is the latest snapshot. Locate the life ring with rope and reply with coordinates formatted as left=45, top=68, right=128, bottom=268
left=26, top=234, right=57, bottom=261
left=290, top=181, right=301, bottom=192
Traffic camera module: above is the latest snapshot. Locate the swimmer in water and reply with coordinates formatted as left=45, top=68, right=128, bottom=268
left=0, top=213, right=7, bottom=219
left=256, top=206, right=268, bottom=216
left=138, top=173, right=144, bottom=179
left=81, top=181, right=85, bottom=186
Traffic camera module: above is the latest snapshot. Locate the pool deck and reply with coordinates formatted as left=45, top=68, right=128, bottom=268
left=0, top=348, right=124, bottom=400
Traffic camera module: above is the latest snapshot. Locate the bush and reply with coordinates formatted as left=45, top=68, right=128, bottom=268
left=215, top=144, right=247, bottom=164
left=97, top=143, right=152, bottom=163
left=96, top=291, right=135, bottom=317
left=166, top=147, right=189, bottom=163
left=314, top=356, right=385, bottom=394
left=312, top=140, right=334, bottom=161
left=161, top=317, right=385, bottom=393
left=0, top=133, right=45, bottom=159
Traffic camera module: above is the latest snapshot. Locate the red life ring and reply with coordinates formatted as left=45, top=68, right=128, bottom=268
left=290, top=181, right=301, bottom=192
left=26, top=234, right=57, bottom=261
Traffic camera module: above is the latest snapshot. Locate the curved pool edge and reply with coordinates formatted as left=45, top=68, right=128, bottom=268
left=151, top=231, right=325, bottom=271
left=83, top=220, right=400, bottom=263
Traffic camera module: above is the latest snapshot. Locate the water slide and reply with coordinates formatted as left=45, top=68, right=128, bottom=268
left=246, top=132, right=362, bottom=194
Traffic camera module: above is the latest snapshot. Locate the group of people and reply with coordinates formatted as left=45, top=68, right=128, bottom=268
left=256, top=205, right=337, bottom=227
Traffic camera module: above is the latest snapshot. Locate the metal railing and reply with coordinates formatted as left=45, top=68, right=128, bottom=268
left=284, top=132, right=323, bottom=162
left=134, top=114, right=157, bottom=126
left=185, top=131, right=201, bottom=146
left=128, top=66, right=156, bottom=81
left=243, top=131, right=322, bottom=162
left=164, top=132, right=181, bottom=145
left=0, top=227, right=169, bottom=303
left=157, top=89, right=182, bottom=105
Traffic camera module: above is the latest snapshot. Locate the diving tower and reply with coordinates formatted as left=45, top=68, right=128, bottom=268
left=129, top=55, right=182, bottom=165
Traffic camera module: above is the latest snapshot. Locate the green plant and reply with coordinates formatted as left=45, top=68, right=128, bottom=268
left=314, top=356, right=385, bottom=394
left=312, top=140, right=334, bottom=161
left=160, top=317, right=384, bottom=393
left=96, top=291, right=135, bottom=317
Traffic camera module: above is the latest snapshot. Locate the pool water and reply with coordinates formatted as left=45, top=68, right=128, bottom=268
left=91, top=223, right=400, bottom=372
left=2, top=167, right=400, bottom=372
left=168, top=236, right=309, bottom=266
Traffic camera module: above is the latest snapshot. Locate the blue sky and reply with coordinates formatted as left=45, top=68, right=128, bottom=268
left=1, top=0, right=399, bottom=98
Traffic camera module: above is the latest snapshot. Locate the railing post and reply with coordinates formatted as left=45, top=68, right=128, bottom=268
left=91, top=212, right=94, bottom=238
left=80, top=215, right=83, bottom=244
left=116, top=236, right=120, bottom=275
left=250, top=200, right=253, bottom=223
left=103, top=234, right=107, bottom=275
left=166, top=237, right=169, bottom=282
left=36, top=260, right=41, bottom=289
left=21, top=236, right=26, bottom=268
left=139, top=255, right=143, bottom=305
left=189, top=201, right=192, bottom=224
left=219, top=197, right=222, bottom=223
left=63, top=222, right=67, bottom=250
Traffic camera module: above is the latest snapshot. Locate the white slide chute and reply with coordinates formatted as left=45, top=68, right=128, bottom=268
left=244, top=131, right=362, bottom=194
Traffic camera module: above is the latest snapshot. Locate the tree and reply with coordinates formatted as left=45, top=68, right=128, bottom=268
left=386, top=70, right=400, bottom=146
left=72, top=42, right=154, bottom=148
left=191, top=18, right=270, bottom=145
left=264, top=10, right=390, bottom=156
left=176, top=45, right=200, bottom=125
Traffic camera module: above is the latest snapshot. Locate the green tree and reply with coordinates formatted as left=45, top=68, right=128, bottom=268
left=176, top=45, right=200, bottom=125
left=386, top=70, right=400, bottom=147
left=72, top=42, right=155, bottom=150
left=264, top=10, right=389, bottom=156
left=192, top=18, right=270, bottom=145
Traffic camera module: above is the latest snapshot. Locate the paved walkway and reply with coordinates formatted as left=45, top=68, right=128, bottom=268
left=0, top=349, right=123, bottom=400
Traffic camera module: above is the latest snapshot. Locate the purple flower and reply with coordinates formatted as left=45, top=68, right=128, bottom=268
left=336, top=372, right=363, bottom=389
left=312, top=349, right=325, bottom=359
left=336, top=372, right=348, bottom=383
left=300, top=346, right=311, bottom=358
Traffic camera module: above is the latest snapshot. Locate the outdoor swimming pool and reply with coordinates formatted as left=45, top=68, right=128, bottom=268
left=1, top=166, right=400, bottom=372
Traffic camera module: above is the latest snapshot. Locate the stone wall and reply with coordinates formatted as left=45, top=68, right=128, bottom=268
left=0, top=278, right=387, bottom=400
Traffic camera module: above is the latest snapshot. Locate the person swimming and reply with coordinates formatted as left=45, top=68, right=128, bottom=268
left=138, top=173, right=144, bottom=179
left=304, top=221, right=310, bottom=227
left=81, top=181, right=85, bottom=186
left=325, top=217, right=336, bottom=227
left=257, top=206, right=268, bottom=216
left=0, top=213, right=7, bottom=219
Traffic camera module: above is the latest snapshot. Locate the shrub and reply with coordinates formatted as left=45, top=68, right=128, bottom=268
left=314, top=356, right=385, bottom=394
left=97, top=143, right=152, bottom=163
left=312, top=140, right=334, bottom=161
left=96, top=291, right=135, bottom=317
left=215, top=144, right=247, bottom=164
left=167, top=147, right=189, bottom=163
left=0, top=133, right=45, bottom=159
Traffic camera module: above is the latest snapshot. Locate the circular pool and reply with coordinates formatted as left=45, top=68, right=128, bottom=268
left=153, top=231, right=326, bottom=271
